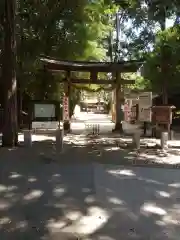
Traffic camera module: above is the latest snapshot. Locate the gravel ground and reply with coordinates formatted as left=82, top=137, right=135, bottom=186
left=1, top=111, right=180, bottom=239
left=0, top=135, right=180, bottom=239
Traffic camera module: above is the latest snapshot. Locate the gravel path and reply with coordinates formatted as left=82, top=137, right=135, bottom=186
left=1, top=113, right=180, bottom=239
left=1, top=139, right=180, bottom=239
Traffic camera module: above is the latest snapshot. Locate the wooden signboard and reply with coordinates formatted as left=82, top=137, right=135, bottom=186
left=152, top=106, right=174, bottom=124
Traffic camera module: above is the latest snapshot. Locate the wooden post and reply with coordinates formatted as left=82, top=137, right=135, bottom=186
left=112, top=72, right=123, bottom=132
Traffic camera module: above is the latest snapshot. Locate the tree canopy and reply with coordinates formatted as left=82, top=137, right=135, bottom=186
left=1, top=0, right=180, bottom=146
left=1, top=0, right=180, bottom=99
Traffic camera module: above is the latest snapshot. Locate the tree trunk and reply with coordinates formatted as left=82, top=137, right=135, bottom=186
left=2, top=0, right=18, bottom=146
left=159, top=7, right=168, bottom=105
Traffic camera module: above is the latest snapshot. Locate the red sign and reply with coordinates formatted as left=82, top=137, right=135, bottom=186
left=124, top=104, right=131, bottom=121
left=63, top=96, right=69, bottom=120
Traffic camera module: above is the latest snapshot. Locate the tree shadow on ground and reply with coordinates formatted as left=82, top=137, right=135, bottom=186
left=0, top=134, right=180, bottom=239
left=90, top=164, right=180, bottom=239
left=0, top=148, right=102, bottom=239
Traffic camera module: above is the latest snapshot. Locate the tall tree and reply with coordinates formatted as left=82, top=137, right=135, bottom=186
left=2, top=0, right=18, bottom=146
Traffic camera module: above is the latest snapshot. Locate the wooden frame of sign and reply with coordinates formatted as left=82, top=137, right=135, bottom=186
left=28, top=100, right=61, bottom=129
left=152, top=106, right=175, bottom=124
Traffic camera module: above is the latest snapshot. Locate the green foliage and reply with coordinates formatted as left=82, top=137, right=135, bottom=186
left=1, top=0, right=180, bottom=100
left=143, top=25, right=180, bottom=92
left=13, top=0, right=116, bottom=101
left=114, top=0, right=180, bottom=59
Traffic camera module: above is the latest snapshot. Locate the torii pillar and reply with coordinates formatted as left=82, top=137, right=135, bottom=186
left=112, top=72, right=124, bottom=133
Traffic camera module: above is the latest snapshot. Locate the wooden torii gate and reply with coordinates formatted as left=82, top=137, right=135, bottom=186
left=40, top=56, right=143, bottom=131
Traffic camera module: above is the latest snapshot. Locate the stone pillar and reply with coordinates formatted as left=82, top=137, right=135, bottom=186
left=112, top=73, right=124, bottom=133
left=63, top=80, right=71, bottom=132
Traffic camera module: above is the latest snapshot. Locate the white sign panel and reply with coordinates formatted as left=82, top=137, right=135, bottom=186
left=139, top=92, right=152, bottom=107
left=139, top=108, right=152, bottom=122
left=63, top=96, right=69, bottom=120
left=32, top=121, right=59, bottom=130
left=34, top=104, right=55, bottom=118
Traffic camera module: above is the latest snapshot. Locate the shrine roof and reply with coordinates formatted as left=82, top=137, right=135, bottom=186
left=40, top=56, right=144, bottom=73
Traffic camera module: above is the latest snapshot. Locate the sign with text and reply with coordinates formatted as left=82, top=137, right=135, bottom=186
left=139, top=92, right=152, bottom=108
left=34, top=103, right=56, bottom=119
left=63, top=96, right=69, bottom=121
left=139, top=107, right=151, bottom=122
left=152, top=106, right=173, bottom=124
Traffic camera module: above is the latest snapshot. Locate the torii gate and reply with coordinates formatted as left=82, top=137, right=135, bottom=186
left=40, top=56, right=143, bottom=132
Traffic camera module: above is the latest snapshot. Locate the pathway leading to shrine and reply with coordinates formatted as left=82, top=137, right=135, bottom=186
left=0, top=112, right=180, bottom=239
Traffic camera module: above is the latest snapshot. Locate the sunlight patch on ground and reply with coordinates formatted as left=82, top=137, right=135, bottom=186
left=23, top=189, right=44, bottom=201
left=108, top=169, right=136, bottom=177
left=0, top=217, right=11, bottom=227
left=64, top=134, right=87, bottom=143
left=85, top=195, right=96, bottom=204
left=140, top=202, right=167, bottom=216
left=65, top=210, right=82, bottom=221
left=7, top=186, right=18, bottom=191
left=156, top=191, right=171, bottom=198
left=0, top=185, right=7, bottom=193
left=18, top=134, right=55, bottom=142
left=168, top=141, right=180, bottom=148
left=47, top=206, right=111, bottom=236
left=0, top=200, right=12, bottom=210
left=53, top=187, right=66, bottom=197
left=168, top=182, right=180, bottom=188
left=15, top=220, right=28, bottom=230
left=162, top=215, right=180, bottom=225
left=156, top=206, right=180, bottom=227
left=9, top=172, right=23, bottom=179
left=134, top=178, right=163, bottom=185
left=104, top=147, right=119, bottom=151
left=28, top=177, right=37, bottom=183
left=108, top=197, right=124, bottom=205
left=47, top=219, right=67, bottom=230
left=137, top=153, right=180, bottom=165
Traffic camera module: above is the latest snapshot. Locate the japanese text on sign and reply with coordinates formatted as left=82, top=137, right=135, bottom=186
left=152, top=106, right=172, bottom=124
left=63, top=96, right=69, bottom=121
left=139, top=108, right=151, bottom=122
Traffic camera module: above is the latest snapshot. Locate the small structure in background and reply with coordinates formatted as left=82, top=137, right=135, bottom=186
left=152, top=105, right=175, bottom=143
left=23, top=100, right=63, bottom=150
left=31, top=101, right=61, bottom=132
left=85, top=123, right=100, bottom=135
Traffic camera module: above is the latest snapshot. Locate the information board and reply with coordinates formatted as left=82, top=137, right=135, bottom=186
left=152, top=106, right=173, bottom=124
left=139, top=108, right=152, bottom=122
left=139, top=92, right=152, bottom=108
left=34, top=104, right=55, bottom=118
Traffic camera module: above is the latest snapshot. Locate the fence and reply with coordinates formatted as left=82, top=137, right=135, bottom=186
left=85, top=123, right=100, bottom=135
